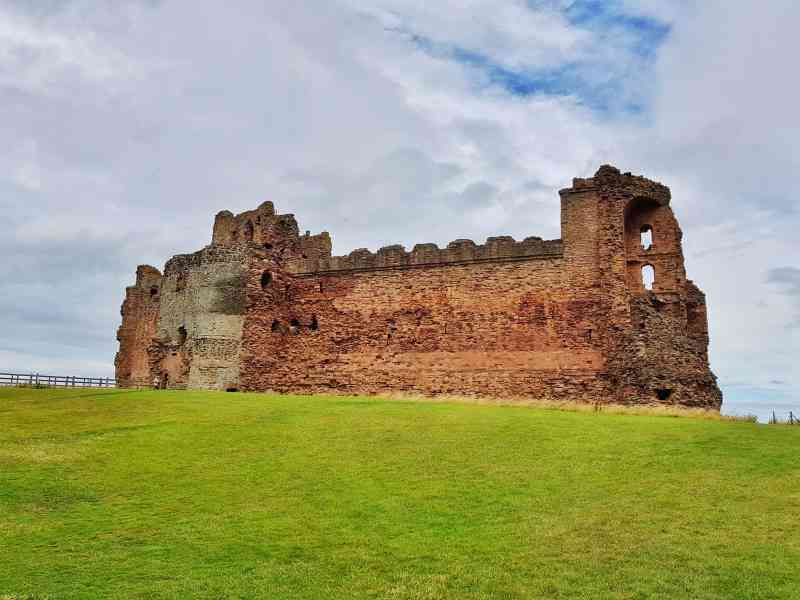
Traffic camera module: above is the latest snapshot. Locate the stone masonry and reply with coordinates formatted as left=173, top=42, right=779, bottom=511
left=115, top=166, right=722, bottom=409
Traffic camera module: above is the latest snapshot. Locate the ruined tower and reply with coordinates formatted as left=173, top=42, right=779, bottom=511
left=115, top=166, right=722, bottom=409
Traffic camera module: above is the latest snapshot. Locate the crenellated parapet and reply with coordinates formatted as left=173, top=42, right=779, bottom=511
left=285, top=236, right=563, bottom=275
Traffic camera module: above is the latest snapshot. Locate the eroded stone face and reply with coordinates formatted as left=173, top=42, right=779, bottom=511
left=115, top=165, right=722, bottom=409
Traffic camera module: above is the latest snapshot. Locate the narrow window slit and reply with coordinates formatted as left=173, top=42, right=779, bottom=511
left=640, top=225, right=653, bottom=250
left=642, top=265, right=655, bottom=291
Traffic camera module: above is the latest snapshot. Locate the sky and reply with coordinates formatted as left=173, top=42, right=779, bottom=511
left=1, top=0, right=798, bottom=418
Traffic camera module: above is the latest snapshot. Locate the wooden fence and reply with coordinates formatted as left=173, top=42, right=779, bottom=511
left=0, top=372, right=117, bottom=388
left=769, top=411, right=800, bottom=425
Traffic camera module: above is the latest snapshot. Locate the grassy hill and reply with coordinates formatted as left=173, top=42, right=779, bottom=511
left=1, top=388, right=798, bottom=599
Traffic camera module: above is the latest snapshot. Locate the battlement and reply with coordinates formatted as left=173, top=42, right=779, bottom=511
left=285, top=236, right=563, bottom=275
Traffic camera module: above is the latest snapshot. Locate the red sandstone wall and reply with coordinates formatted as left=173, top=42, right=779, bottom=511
left=240, top=256, right=614, bottom=401
left=115, top=265, right=162, bottom=387
left=236, top=166, right=720, bottom=408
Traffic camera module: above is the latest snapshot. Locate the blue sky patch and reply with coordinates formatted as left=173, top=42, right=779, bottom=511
left=391, top=2, right=670, bottom=116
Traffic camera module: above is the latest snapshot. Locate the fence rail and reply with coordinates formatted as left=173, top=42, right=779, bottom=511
left=0, top=372, right=117, bottom=388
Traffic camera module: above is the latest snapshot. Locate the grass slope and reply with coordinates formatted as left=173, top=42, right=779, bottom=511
left=0, top=388, right=798, bottom=599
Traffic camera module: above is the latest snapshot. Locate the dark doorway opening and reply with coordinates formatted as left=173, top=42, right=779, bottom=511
left=656, top=388, right=674, bottom=401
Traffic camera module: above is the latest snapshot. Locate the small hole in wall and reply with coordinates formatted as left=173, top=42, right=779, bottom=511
left=271, top=320, right=281, bottom=333
left=177, top=326, right=187, bottom=345
left=226, top=387, right=239, bottom=393
left=150, top=287, right=159, bottom=297
left=289, top=318, right=300, bottom=335
left=261, top=271, right=273, bottom=289
left=642, top=265, right=655, bottom=291
left=264, top=243, right=273, bottom=250
left=310, top=315, right=319, bottom=331
left=640, top=225, right=653, bottom=250
left=656, top=388, right=673, bottom=401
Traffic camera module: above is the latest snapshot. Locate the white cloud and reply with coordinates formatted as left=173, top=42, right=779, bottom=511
left=0, top=5, right=150, bottom=96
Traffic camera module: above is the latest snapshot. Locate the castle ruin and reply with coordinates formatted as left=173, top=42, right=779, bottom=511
left=115, top=166, right=722, bottom=409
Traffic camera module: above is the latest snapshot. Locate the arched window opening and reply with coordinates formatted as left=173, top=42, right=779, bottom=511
left=319, top=281, right=324, bottom=293
left=177, top=326, right=187, bottom=345
left=640, top=225, right=653, bottom=250
left=642, top=265, right=655, bottom=291
left=150, top=287, right=159, bottom=297
left=289, top=318, right=300, bottom=335
left=271, top=319, right=281, bottom=333
left=261, top=271, right=273, bottom=289
left=310, top=315, right=319, bottom=331
left=244, top=221, right=254, bottom=242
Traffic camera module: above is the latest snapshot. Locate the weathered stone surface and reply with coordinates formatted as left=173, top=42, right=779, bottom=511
left=115, top=265, right=162, bottom=388
left=115, top=165, right=722, bottom=409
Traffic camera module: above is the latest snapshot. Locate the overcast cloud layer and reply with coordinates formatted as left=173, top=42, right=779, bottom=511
left=1, top=0, right=797, bottom=417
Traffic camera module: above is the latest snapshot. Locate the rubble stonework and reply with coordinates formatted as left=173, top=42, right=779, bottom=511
left=115, top=166, right=722, bottom=409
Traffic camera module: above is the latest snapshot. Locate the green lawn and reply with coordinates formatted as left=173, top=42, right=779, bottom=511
left=1, top=388, right=798, bottom=599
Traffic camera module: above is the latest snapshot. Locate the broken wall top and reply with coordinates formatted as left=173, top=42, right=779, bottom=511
left=561, top=165, right=671, bottom=206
